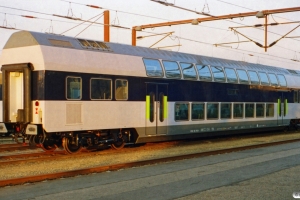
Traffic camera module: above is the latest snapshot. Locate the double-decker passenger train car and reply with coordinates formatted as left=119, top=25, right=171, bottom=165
left=0, top=31, right=300, bottom=153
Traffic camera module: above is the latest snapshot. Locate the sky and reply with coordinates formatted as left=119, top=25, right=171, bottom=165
left=0, top=0, right=300, bottom=70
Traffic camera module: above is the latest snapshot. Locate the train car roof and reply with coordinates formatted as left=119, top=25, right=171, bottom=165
left=4, top=31, right=299, bottom=76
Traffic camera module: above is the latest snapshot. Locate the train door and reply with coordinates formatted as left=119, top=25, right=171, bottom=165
left=2, top=64, right=32, bottom=123
left=277, top=92, right=288, bottom=126
left=9, top=72, right=23, bottom=122
left=145, top=83, right=168, bottom=135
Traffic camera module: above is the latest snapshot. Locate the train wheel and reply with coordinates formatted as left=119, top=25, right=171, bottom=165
left=111, top=138, right=125, bottom=150
left=62, top=137, right=82, bottom=154
left=29, top=135, right=37, bottom=148
left=41, top=138, right=57, bottom=152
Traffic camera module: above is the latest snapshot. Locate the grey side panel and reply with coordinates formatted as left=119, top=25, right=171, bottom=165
left=135, top=119, right=287, bottom=143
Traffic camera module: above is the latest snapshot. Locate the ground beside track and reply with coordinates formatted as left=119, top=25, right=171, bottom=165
left=0, top=139, right=299, bottom=199
left=0, top=131, right=300, bottom=180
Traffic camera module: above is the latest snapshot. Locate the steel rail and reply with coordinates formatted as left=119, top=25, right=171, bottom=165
left=0, top=149, right=94, bottom=165
left=0, top=143, right=25, bottom=148
left=0, top=146, right=34, bottom=152
left=1, top=138, right=300, bottom=187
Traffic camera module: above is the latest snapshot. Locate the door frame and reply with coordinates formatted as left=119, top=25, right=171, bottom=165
left=145, top=82, right=168, bottom=135
left=2, top=63, right=33, bottom=123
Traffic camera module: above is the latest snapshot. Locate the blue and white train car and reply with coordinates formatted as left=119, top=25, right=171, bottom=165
left=0, top=31, right=300, bottom=153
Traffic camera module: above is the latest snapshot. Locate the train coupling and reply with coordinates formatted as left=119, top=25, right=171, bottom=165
left=0, top=122, right=26, bottom=137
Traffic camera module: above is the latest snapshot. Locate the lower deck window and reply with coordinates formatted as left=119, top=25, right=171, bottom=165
left=115, top=79, right=128, bottom=100
left=207, top=103, right=218, bottom=119
left=266, top=104, right=274, bottom=117
left=221, top=103, right=231, bottom=119
left=245, top=103, right=254, bottom=118
left=256, top=104, right=265, bottom=117
left=66, top=77, right=82, bottom=100
left=192, top=103, right=204, bottom=120
left=175, top=103, right=189, bottom=121
left=234, top=103, right=243, bottom=118
left=90, top=78, right=112, bottom=100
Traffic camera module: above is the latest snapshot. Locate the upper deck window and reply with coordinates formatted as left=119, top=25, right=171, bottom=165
left=196, top=65, right=212, bottom=81
left=248, top=71, right=260, bottom=85
left=258, top=72, right=270, bottom=86
left=66, top=77, right=82, bottom=100
left=236, top=69, right=249, bottom=84
left=115, top=79, right=128, bottom=100
left=268, top=73, right=279, bottom=86
left=162, top=61, right=181, bottom=79
left=180, top=63, right=197, bottom=80
left=211, top=66, right=225, bottom=82
left=224, top=68, right=238, bottom=83
left=90, top=78, right=112, bottom=100
left=143, top=58, right=164, bottom=77
left=277, top=74, right=287, bottom=87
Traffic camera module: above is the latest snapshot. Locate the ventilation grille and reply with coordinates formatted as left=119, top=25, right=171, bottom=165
left=66, top=103, right=82, bottom=125
left=49, top=39, right=73, bottom=48
left=287, top=69, right=297, bottom=74
left=78, top=39, right=111, bottom=51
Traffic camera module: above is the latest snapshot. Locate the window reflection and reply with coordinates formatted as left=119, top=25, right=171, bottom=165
left=162, top=61, right=181, bottom=79
left=196, top=65, right=212, bottom=81
left=180, top=63, right=197, bottom=80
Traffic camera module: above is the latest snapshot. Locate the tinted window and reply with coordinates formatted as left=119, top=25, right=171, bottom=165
left=211, top=66, right=225, bottom=82
left=90, top=78, right=112, bottom=100
left=233, top=103, right=243, bottom=118
left=224, top=68, right=238, bottom=83
left=143, top=58, right=163, bottom=77
left=66, top=77, right=82, bottom=100
left=175, top=103, right=189, bottom=121
left=236, top=70, right=249, bottom=84
left=115, top=79, right=128, bottom=100
left=258, top=72, right=269, bottom=85
left=196, top=65, right=212, bottom=81
left=192, top=103, right=204, bottom=120
left=294, top=91, right=299, bottom=103
left=277, top=74, right=287, bottom=87
left=266, top=104, right=274, bottom=117
left=248, top=71, right=259, bottom=85
left=268, top=74, right=278, bottom=86
left=256, top=104, right=264, bottom=117
left=180, top=63, right=197, bottom=80
left=162, top=61, right=181, bottom=79
left=207, top=103, right=219, bottom=119
left=221, top=103, right=231, bottom=119
left=245, top=103, right=254, bottom=118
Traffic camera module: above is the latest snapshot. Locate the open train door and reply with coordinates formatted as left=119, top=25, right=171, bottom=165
left=145, top=83, right=168, bottom=135
left=277, top=92, right=288, bottom=126
left=1, top=63, right=32, bottom=124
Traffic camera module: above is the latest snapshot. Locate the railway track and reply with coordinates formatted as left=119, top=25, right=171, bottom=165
left=0, top=148, right=97, bottom=165
left=1, top=137, right=300, bottom=187
left=0, top=144, right=35, bottom=152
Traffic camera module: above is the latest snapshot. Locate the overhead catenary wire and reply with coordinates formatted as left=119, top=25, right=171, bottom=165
left=0, top=3, right=299, bottom=66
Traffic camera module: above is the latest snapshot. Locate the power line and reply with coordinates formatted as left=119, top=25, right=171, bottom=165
left=0, top=3, right=299, bottom=66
